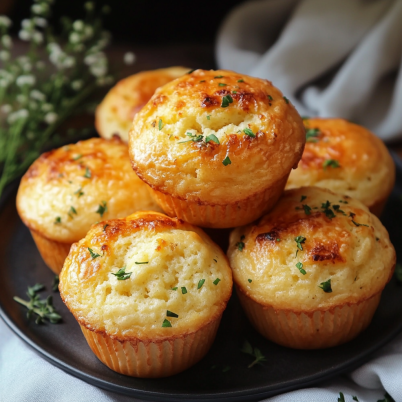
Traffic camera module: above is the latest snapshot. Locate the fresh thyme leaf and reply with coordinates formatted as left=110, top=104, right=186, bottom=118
left=243, top=128, right=256, bottom=138
left=321, top=200, right=336, bottom=219
left=158, top=118, right=163, bottom=130
left=276, top=238, right=281, bottom=242
left=103, top=224, right=109, bottom=231
left=52, top=275, right=59, bottom=292
left=352, top=396, right=359, bottom=401
left=248, top=279, right=252, bottom=283
left=237, top=79, right=244, bottom=83
left=181, top=286, right=187, bottom=294
left=339, top=200, right=348, bottom=204
left=283, top=96, right=289, bottom=104
left=306, top=128, right=320, bottom=143
left=395, top=263, right=402, bottom=284
left=236, top=241, right=245, bottom=251
left=166, top=310, right=178, bottom=318
left=96, top=201, right=107, bottom=217
left=296, top=262, right=306, bottom=275
left=319, top=279, right=332, bottom=293
left=84, top=167, right=91, bottom=178
left=332, top=205, right=346, bottom=215
left=323, top=159, right=340, bottom=169
left=70, top=206, right=77, bottom=215
left=352, top=220, right=369, bottom=227
left=135, top=261, right=148, bottom=264
left=300, top=195, right=307, bottom=202
left=214, top=75, right=224, bottom=78
left=28, top=283, right=45, bottom=297
left=222, top=155, right=231, bottom=166
left=218, top=83, right=227, bottom=87
left=240, top=340, right=266, bottom=368
left=73, top=154, right=82, bottom=160
left=232, top=91, right=237, bottom=94
left=178, top=132, right=203, bottom=144
left=205, top=134, right=220, bottom=144
left=171, top=287, right=178, bottom=291
left=221, top=94, right=233, bottom=108
left=295, top=236, right=306, bottom=251
left=54, top=216, right=61, bottom=225
left=162, top=319, right=172, bottom=327
left=88, top=248, right=101, bottom=259
left=197, top=279, right=205, bottom=289
left=213, top=278, right=221, bottom=285
left=267, top=95, right=273, bottom=101
left=206, top=115, right=211, bottom=120
left=74, top=187, right=84, bottom=197
left=302, top=204, right=312, bottom=215
left=338, top=392, right=345, bottom=402
left=111, top=266, right=132, bottom=280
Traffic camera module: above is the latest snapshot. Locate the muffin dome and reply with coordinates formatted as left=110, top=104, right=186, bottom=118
left=96, top=67, right=189, bottom=142
left=17, top=137, right=161, bottom=244
left=129, top=69, right=305, bottom=207
left=286, top=118, right=395, bottom=216
left=228, top=186, right=395, bottom=312
left=60, top=211, right=233, bottom=340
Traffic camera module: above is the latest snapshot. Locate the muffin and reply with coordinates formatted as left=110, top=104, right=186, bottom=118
left=59, top=211, right=233, bottom=377
left=228, top=186, right=395, bottom=349
left=129, top=69, right=306, bottom=228
left=95, top=67, right=189, bottom=142
left=16, top=137, right=162, bottom=274
left=286, top=118, right=395, bottom=216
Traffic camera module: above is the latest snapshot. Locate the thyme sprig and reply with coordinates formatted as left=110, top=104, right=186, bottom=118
left=240, top=340, right=266, bottom=368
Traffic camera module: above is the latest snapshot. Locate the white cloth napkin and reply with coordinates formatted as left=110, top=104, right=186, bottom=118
left=1, top=317, right=402, bottom=401
left=216, top=0, right=402, bottom=141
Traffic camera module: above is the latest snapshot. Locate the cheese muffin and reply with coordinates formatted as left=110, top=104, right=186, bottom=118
left=129, top=69, right=306, bottom=228
left=59, top=211, right=233, bottom=377
left=286, top=118, right=395, bottom=216
left=95, top=67, right=189, bottom=142
left=16, top=137, right=161, bottom=274
left=228, top=186, right=395, bottom=349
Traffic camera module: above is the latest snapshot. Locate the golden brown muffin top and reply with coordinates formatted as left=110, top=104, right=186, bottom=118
left=286, top=118, right=395, bottom=208
left=228, top=187, right=395, bottom=311
left=17, top=137, right=161, bottom=243
left=129, top=69, right=305, bottom=204
left=59, top=211, right=233, bottom=340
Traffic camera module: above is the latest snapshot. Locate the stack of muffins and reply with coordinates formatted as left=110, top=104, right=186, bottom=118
left=16, top=67, right=396, bottom=377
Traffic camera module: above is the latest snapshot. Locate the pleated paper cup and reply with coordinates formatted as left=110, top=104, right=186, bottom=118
left=80, top=316, right=221, bottom=378
left=30, top=229, right=72, bottom=274
left=150, top=174, right=290, bottom=228
left=236, top=286, right=381, bottom=349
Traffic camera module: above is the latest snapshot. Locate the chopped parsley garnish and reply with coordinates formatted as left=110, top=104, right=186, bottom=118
left=332, top=205, right=346, bottom=215
left=283, top=96, right=289, bottom=104
left=54, top=216, right=61, bottom=225
left=214, top=75, right=224, bottom=78
left=111, top=266, right=132, bottom=280
left=69, top=206, right=77, bottom=216
left=232, top=91, right=237, bottom=94
left=96, top=201, right=107, bottom=217
left=103, top=224, right=109, bottom=231
left=218, top=83, right=227, bottom=87
left=213, top=278, right=221, bottom=285
left=237, top=79, right=244, bottom=83
left=248, top=279, right=252, bottom=283
left=222, top=155, right=231, bottom=166
left=171, top=287, right=178, bottom=291
left=74, top=187, right=84, bottom=197
left=296, top=262, right=306, bottom=275
left=302, top=204, right=312, bottom=215
left=295, top=236, right=306, bottom=251
left=206, top=115, right=210, bottom=120
left=199, top=80, right=205, bottom=83
left=205, top=134, right=220, bottom=144
left=73, top=154, right=82, bottom=160
left=306, top=128, right=320, bottom=143
left=339, top=200, right=348, bottom=204
left=351, top=220, right=369, bottom=227
left=221, top=94, right=233, bottom=108
left=300, top=195, right=307, bottom=202
left=236, top=235, right=245, bottom=251
left=323, top=159, right=340, bottom=169
left=88, top=248, right=101, bottom=259
left=395, top=263, right=402, bottom=284
left=84, top=167, right=91, bottom=178
left=52, top=275, right=59, bottom=292
left=276, top=238, right=280, bottom=242
left=352, top=396, right=359, bottom=401
left=319, top=279, right=332, bottom=293
left=158, top=118, right=163, bottom=130
left=187, top=69, right=196, bottom=74
left=267, top=95, right=273, bottom=101
left=321, top=200, right=336, bottom=219
left=166, top=310, right=178, bottom=318
left=181, top=287, right=187, bottom=294
left=162, top=319, right=172, bottom=327
left=243, top=128, right=256, bottom=138
left=197, top=279, right=205, bottom=289
left=240, top=340, right=266, bottom=368
left=338, top=392, right=345, bottom=402
left=178, top=132, right=204, bottom=144
left=135, top=261, right=148, bottom=264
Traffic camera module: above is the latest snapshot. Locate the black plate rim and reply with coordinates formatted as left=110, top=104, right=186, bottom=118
left=1, top=152, right=402, bottom=401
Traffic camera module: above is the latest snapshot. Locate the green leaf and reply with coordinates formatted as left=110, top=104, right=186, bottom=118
left=111, top=266, right=132, bottom=280
left=181, top=287, right=187, bottom=294
left=162, top=319, right=172, bottom=327
left=319, top=279, right=332, bottom=293
left=54, top=216, right=61, bottom=225
left=248, top=279, right=252, bottom=283
left=205, top=134, right=220, bottom=144
left=221, top=94, right=233, bottom=108
left=302, top=204, right=312, bottom=215
left=158, top=118, right=163, bottom=130
left=222, top=156, right=231, bottom=166
left=197, top=279, right=205, bottom=289
left=135, top=261, right=148, bottom=264
left=294, top=236, right=306, bottom=251
left=213, top=278, right=221, bottom=285
left=84, top=167, right=91, bottom=178
left=166, top=310, right=178, bottom=318
left=306, top=128, right=320, bottom=143
left=296, top=262, right=306, bottom=275
left=338, top=392, right=345, bottom=402
left=52, top=275, right=59, bottom=292
left=283, top=96, right=289, bottom=104
left=88, top=248, right=101, bottom=259
left=243, top=128, right=256, bottom=138
left=96, top=201, right=107, bottom=217
left=218, top=83, right=227, bottom=87
left=323, top=159, right=340, bottom=169
left=236, top=241, right=245, bottom=251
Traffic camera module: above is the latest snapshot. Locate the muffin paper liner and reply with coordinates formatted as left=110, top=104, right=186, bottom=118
left=80, top=316, right=221, bottom=378
left=237, top=286, right=381, bottom=349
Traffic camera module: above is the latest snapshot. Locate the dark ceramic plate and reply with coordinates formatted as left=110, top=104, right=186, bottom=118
left=1, top=154, right=402, bottom=402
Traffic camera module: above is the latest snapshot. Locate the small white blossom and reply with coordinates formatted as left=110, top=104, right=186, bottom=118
left=41, top=103, right=53, bottom=112
left=0, top=51, right=10, bottom=61
left=30, top=89, right=46, bottom=102
left=33, top=31, right=44, bottom=44
left=69, top=32, right=81, bottom=44
left=71, top=79, right=83, bottom=91
left=63, top=56, right=75, bottom=69
left=16, top=94, right=28, bottom=104
left=0, top=70, right=14, bottom=85
left=8, top=109, right=29, bottom=124
left=73, top=20, right=84, bottom=31
left=34, top=17, right=47, bottom=27
left=44, top=112, right=58, bottom=124
left=21, top=19, right=32, bottom=29
left=2, top=35, right=12, bottom=49
left=32, top=3, right=49, bottom=15
left=47, top=42, right=61, bottom=54
left=90, top=63, right=107, bottom=78
left=16, top=75, right=36, bottom=87
left=0, top=79, right=9, bottom=88
left=123, top=52, right=136, bottom=65
left=29, top=100, right=38, bottom=110
left=0, top=16, right=12, bottom=28
left=1, top=104, right=12, bottom=114
left=18, top=56, right=30, bottom=65
left=19, top=30, right=32, bottom=41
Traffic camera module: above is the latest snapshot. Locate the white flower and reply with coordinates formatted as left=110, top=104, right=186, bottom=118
left=0, top=51, right=10, bottom=61
left=63, top=56, right=75, bottom=69
left=16, top=94, right=28, bottom=104
left=71, top=79, right=83, bottom=91
left=73, top=20, right=84, bottom=31
left=47, top=42, right=61, bottom=54
left=19, top=30, right=32, bottom=41
left=69, top=32, right=80, bottom=44
left=90, top=63, right=107, bottom=78
left=30, top=89, right=46, bottom=102
left=41, top=103, right=53, bottom=112
left=32, top=31, right=44, bottom=44
left=17, top=56, right=30, bottom=65
left=21, top=19, right=32, bottom=29
left=123, top=52, right=136, bottom=65
left=2, top=35, right=12, bottom=49
left=29, top=100, right=38, bottom=110
left=7, top=109, right=29, bottom=124
left=0, top=104, right=12, bottom=114
left=0, top=79, right=9, bottom=88
left=34, top=17, right=47, bottom=27
left=31, top=3, right=49, bottom=15
left=16, top=75, right=36, bottom=87
left=0, top=16, right=12, bottom=28
left=0, top=70, right=14, bottom=85
left=44, top=112, right=58, bottom=124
